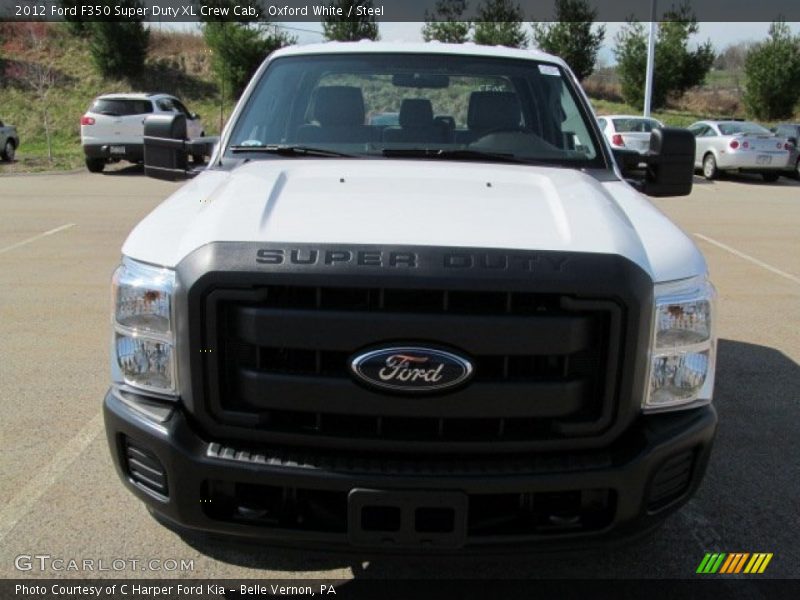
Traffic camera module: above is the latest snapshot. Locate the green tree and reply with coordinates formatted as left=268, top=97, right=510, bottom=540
left=743, top=21, right=800, bottom=120
left=202, top=1, right=294, bottom=97
left=59, top=1, right=89, bottom=37
left=613, top=4, right=714, bottom=110
left=531, top=0, right=605, bottom=81
left=322, top=0, right=380, bottom=41
left=87, top=1, right=149, bottom=78
left=473, top=0, right=527, bottom=48
left=422, top=0, right=471, bottom=44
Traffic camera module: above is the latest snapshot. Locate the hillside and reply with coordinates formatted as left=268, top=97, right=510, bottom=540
left=0, top=23, right=233, bottom=172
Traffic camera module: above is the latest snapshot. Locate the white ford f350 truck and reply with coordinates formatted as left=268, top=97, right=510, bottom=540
left=105, top=42, right=717, bottom=551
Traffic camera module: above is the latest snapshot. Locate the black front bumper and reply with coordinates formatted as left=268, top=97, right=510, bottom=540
left=104, top=388, right=716, bottom=552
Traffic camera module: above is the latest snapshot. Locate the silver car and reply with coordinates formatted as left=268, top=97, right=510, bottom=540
left=597, top=115, right=664, bottom=154
left=688, top=120, right=793, bottom=182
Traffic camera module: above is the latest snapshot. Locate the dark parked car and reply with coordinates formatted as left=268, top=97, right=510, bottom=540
left=772, top=123, right=800, bottom=179
left=0, top=119, right=19, bottom=162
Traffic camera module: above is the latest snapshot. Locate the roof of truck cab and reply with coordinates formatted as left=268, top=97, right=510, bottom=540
left=270, top=41, right=568, bottom=67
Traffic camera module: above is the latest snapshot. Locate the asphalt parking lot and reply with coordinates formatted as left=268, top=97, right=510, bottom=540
left=0, top=166, right=798, bottom=581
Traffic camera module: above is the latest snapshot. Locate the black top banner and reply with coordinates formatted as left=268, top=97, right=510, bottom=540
left=2, top=0, right=800, bottom=22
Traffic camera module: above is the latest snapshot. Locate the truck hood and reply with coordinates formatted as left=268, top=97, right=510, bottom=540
left=123, top=159, right=706, bottom=283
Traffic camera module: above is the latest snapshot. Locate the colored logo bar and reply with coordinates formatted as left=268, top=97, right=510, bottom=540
left=696, top=553, right=773, bottom=574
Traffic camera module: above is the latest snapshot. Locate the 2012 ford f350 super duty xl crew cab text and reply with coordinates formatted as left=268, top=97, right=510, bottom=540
left=105, top=42, right=717, bottom=551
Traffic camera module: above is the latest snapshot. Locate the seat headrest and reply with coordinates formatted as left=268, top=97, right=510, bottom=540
left=399, top=99, right=434, bottom=128
left=467, top=92, right=522, bottom=132
left=313, top=86, right=365, bottom=127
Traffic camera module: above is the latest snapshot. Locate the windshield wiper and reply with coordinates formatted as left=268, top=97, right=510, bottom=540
left=382, top=148, right=533, bottom=165
left=229, top=144, right=355, bottom=158
left=383, top=148, right=577, bottom=168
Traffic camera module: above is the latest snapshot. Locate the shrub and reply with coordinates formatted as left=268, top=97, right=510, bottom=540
left=613, top=4, right=714, bottom=110
left=322, top=0, right=380, bottom=41
left=87, top=2, right=149, bottom=79
left=743, top=21, right=800, bottom=120
left=473, top=0, right=527, bottom=48
left=531, top=0, right=605, bottom=81
left=422, top=0, right=471, bottom=43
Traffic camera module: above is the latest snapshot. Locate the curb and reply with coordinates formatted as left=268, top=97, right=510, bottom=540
left=0, top=167, right=84, bottom=177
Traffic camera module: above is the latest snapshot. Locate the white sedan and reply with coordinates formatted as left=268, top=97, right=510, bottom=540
left=597, top=115, right=664, bottom=154
left=688, top=120, right=793, bottom=182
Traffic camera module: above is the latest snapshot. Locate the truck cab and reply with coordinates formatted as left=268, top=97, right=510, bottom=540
left=105, top=42, right=716, bottom=551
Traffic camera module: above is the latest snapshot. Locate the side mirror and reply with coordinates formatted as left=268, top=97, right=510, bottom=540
left=643, top=127, right=695, bottom=197
left=143, top=114, right=218, bottom=181
left=144, top=114, right=188, bottom=180
left=615, top=127, right=695, bottom=197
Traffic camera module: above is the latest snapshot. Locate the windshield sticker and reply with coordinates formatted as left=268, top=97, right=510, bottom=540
left=539, top=65, right=561, bottom=77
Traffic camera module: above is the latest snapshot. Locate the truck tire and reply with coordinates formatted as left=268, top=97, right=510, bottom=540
left=86, top=157, right=105, bottom=173
left=761, top=172, right=779, bottom=183
left=702, top=153, right=718, bottom=180
left=1, top=139, right=15, bottom=162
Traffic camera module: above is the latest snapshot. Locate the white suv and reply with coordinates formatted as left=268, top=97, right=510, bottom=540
left=80, top=93, right=204, bottom=172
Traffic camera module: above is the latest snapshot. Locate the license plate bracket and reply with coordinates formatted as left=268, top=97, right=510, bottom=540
left=347, top=488, right=468, bottom=549
left=756, top=154, right=772, bottom=165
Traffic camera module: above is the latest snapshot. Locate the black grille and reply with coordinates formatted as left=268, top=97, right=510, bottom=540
left=202, top=284, right=623, bottom=451
left=122, top=436, right=168, bottom=498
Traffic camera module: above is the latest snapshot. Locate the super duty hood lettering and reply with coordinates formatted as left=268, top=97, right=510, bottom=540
left=255, top=248, right=570, bottom=272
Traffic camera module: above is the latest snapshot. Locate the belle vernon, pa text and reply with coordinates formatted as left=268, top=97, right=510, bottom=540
left=16, top=583, right=338, bottom=596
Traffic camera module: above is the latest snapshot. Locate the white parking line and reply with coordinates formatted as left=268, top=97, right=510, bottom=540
left=0, top=223, right=76, bottom=255
left=0, top=413, right=103, bottom=543
left=695, top=233, right=800, bottom=285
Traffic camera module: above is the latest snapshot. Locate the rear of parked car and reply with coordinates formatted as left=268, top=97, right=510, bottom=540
left=81, top=97, right=155, bottom=172
left=80, top=94, right=205, bottom=173
left=598, top=116, right=664, bottom=155
left=690, top=120, right=793, bottom=182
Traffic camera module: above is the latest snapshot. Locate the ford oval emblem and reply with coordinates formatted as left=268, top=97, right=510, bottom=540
left=350, top=346, right=473, bottom=393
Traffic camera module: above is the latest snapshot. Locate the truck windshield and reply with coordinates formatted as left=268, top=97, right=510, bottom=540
left=226, top=53, right=605, bottom=168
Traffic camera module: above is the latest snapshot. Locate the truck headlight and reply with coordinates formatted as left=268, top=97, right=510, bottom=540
left=111, top=258, right=177, bottom=396
left=644, top=276, right=716, bottom=412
